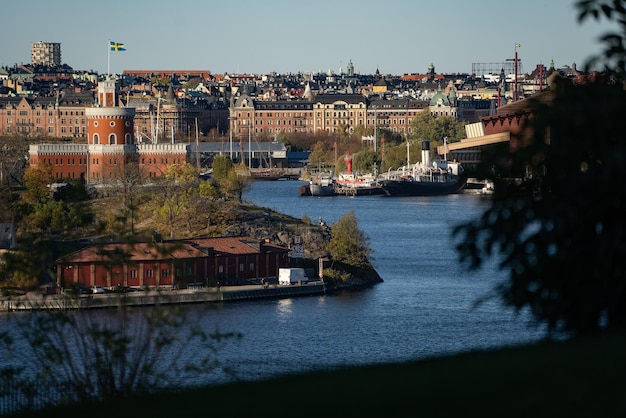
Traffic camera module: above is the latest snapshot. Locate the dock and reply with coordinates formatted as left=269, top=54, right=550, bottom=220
left=0, top=281, right=327, bottom=312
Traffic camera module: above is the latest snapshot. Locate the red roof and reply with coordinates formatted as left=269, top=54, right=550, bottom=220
left=186, top=236, right=288, bottom=255
left=61, top=242, right=207, bottom=264
left=58, top=236, right=290, bottom=265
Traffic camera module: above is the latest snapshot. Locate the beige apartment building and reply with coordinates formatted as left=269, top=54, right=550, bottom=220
left=0, top=91, right=92, bottom=138
left=229, top=91, right=430, bottom=141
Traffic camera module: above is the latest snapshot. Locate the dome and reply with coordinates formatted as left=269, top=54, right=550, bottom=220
left=429, top=84, right=450, bottom=106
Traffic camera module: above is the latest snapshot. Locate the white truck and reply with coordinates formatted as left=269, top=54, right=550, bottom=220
left=278, top=268, right=308, bottom=285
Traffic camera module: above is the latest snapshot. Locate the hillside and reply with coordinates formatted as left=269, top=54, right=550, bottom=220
left=21, top=189, right=382, bottom=290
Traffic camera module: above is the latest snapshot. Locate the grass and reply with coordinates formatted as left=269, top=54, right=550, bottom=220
left=18, top=332, right=626, bottom=418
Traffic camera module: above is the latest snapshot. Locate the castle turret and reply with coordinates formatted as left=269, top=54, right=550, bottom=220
left=85, top=78, right=136, bottom=182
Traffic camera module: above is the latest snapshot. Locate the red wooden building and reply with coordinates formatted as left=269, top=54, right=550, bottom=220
left=56, top=236, right=290, bottom=290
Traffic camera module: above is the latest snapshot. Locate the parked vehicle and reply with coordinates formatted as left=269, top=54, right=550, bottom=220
left=91, top=285, right=105, bottom=294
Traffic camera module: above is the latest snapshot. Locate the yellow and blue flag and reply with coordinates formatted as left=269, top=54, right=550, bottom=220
left=110, top=41, right=126, bottom=52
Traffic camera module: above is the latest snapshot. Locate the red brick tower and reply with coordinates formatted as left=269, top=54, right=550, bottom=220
left=85, top=77, right=136, bottom=182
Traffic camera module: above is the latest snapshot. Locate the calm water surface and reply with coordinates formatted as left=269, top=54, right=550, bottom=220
left=183, top=180, right=544, bottom=383
left=0, top=180, right=546, bottom=387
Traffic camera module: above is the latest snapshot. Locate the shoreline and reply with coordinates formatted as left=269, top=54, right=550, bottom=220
left=0, top=281, right=327, bottom=312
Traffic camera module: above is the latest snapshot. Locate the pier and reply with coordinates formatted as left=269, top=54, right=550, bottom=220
left=0, top=282, right=326, bottom=312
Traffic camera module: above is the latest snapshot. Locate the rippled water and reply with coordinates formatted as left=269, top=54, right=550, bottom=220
left=0, top=180, right=546, bottom=389
left=181, top=181, right=545, bottom=384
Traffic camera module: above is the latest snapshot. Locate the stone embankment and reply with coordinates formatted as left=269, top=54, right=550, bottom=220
left=0, top=282, right=327, bottom=312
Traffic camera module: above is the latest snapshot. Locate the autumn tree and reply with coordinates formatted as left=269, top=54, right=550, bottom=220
left=22, top=163, right=54, bottom=204
left=152, top=163, right=201, bottom=239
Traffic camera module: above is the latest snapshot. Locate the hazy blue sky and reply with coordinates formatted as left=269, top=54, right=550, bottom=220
left=1, top=0, right=618, bottom=76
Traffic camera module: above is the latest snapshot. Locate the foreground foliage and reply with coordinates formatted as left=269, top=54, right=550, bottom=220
left=0, top=302, right=241, bottom=413
left=14, top=332, right=626, bottom=418
left=454, top=1, right=626, bottom=336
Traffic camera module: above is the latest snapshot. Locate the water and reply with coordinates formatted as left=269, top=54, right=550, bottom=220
left=180, top=180, right=544, bottom=383
left=0, top=180, right=546, bottom=390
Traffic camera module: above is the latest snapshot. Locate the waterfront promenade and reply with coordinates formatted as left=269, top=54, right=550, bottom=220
left=0, top=281, right=326, bottom=312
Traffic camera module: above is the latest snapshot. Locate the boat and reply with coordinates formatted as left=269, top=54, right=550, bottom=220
left=378, top=140, right=465, bottom=197
left=332, top=152, right=384, bottom=196
left=333, top=172, right=384, bottom=196
left=249, top=168, right=285, bottom=181
left=309, top=175, right=335, bottom=196
left=464, top=178, right=495, bottom=195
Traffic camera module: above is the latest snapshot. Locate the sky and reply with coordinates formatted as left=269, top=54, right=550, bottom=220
left=1, top=0, right=620, bottom=76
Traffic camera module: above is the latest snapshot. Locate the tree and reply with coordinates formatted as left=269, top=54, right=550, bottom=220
left=327, top=210, right=371, bottom=268
left=409, top=111, right=465, bottom=146
left=352, top=148, right=381, bottom=174
left=152, top=163, right=200, bottom=239
left=0, top=301, right=240, bottom=411
left=211, top=154, right=233, bottom=182
left=220, top=164, right=252, bottom=203
left=22, top=163, right=54, bottom=204
left=453, top=1, right=626, bottom=336
left=112, top=162, right=145, bottom=235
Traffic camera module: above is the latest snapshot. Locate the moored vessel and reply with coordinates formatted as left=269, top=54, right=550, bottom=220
left=379, top=140, right=465, bottom=197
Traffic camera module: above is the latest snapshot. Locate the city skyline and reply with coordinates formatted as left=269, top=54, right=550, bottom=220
left=1, top=0, right=618, bottom=76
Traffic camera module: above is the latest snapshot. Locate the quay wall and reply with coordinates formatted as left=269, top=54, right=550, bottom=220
left=0, top=282, right=326, bottom=312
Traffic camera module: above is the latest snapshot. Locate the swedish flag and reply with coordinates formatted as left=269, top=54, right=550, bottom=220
left=110, top=41, right=126, bottom=52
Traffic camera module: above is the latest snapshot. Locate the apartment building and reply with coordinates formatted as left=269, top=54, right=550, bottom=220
left=229, top=90, right=432, bottom=140
left=31, top=42, right=61, bottom=67
left=0, top=91, right=92, bottom=138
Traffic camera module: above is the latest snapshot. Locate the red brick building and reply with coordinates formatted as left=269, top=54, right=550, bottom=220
left=56, top=236, right=290, bottom=289
left=28, top=77, right=188, bottom=182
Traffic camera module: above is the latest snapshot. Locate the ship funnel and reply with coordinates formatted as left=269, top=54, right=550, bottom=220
left=421, top=140, right=431, bottom=167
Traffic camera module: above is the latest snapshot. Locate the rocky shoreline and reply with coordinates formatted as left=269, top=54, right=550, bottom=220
left=231, top=203, right=384, bottom=291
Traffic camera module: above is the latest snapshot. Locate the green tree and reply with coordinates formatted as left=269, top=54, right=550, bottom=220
left=352, top=148, right=381, bottom=174
left=211, top=154, right=233, bottom=182
left=409, top=111, right=465, bottom=146
left=453, top=1, right=626, bottom=336
left=220, top=164, right=251, bottom=203
left=327, top=210, right=371, bottom=268
left=308, top=142, right=334, bottom=173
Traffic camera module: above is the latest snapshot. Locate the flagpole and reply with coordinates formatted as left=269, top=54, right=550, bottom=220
left=107, top=39, right=111, bottom=76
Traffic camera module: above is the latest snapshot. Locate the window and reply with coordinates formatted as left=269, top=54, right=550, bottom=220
left=146, top=269, right=153, bottom=278
left=109, top=133, right=116, bottom=144
left=129, top=270, right=137, bottom=278
left=239, top=263, right=244, bottom=272
left=161, top=269, right=169, bottom=277
left=93, top=133, right=99, bottom=144
left=249, top=262, right=255, bottom=271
